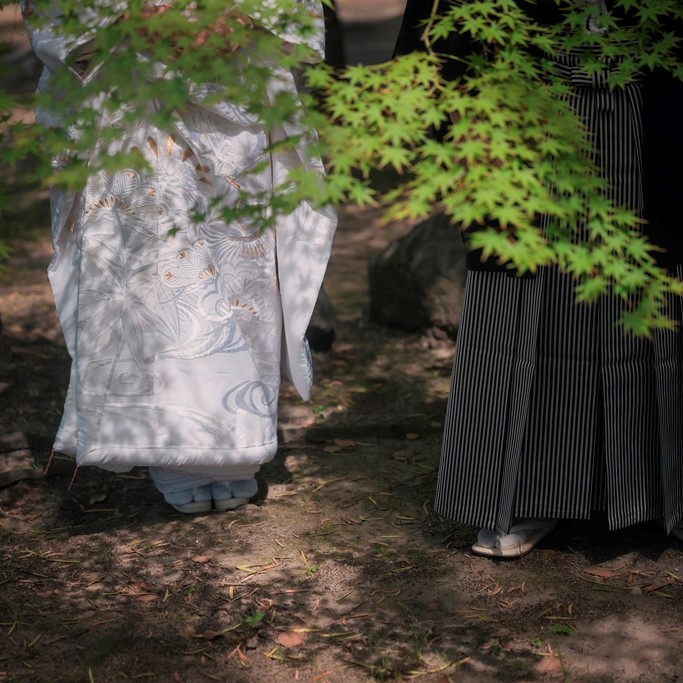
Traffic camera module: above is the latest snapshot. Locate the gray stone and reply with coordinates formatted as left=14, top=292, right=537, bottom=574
left=0, top=432, right=30, bottom=453
left=0, top=438, right=40, bottom=488
left=368, top=213, right=467, bottom=340
left=306, top=285, right=337, bottom=352
left=0, top=465, right=42, bottom=489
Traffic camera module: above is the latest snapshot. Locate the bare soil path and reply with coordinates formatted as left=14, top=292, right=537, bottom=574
left=2, top=197, right=683, bottom=683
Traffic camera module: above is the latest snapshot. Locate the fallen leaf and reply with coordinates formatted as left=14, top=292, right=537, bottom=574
left=277, top=631, right=306, bottom=648
left=0, top=517, right=29, bottom=532
left=136, top=594, right=157, bottom=603
left=585, top=567, right=615, bottom=579
left=192, top=555, right=212, bottom=564
left=227, top=645, right=251, bottom=665
left=88, top=492, right=107, bottom=506
left=535, top=655, right=563, bottom=675
left=333, top=439, right=357, bottom=448
left=312, top=477, right=345, bottom=492
left=537, top=549, right=557, bottom=560
left=405, top=433, right=420, bottom=440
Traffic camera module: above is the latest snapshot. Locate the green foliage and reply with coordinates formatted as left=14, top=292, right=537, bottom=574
left=1, top=0, right=682, bottom=331
left=550, top=623, right=576, bottom=636
left=310, top=0, right=683, bottom=332
left=243, top=610, right=267, bottom=626
left=12, top=0, right=320, bottom=183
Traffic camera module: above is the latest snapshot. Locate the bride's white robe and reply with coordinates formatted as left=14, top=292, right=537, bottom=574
left=25, top=1, right=336, bottom=474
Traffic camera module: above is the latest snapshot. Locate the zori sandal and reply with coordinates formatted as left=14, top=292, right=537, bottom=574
left=163, top=485, right=212, bottom=514
left=471, top=519, right=558, bottom=558
left=211, top=479, right=258, bottom=512
left=473, top=528, right=500, bottom=551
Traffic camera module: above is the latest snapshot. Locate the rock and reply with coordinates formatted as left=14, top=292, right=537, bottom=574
left=368, top=213, right=467, bottom=339
left=305, top=285, right=337, bottom=352
left=0, top=465, right=42, bottom=489
left=0, top=436, right=39, bottom=488
left=0, top=432, right=30, bottom=453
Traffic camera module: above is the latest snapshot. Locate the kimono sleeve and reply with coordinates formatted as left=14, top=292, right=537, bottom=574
left=22, top=0, right=125, bottom=77
left=240, top=0, right=326, bottom=62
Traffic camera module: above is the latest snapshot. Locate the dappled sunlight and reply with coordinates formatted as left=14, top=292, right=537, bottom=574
left=2, top=162, right=683, bottom=683
left=2, top=2, right=683, bottom=681
left=2, top=288, right=683, bottom=682
left=570, top=615, right=682, bottom=679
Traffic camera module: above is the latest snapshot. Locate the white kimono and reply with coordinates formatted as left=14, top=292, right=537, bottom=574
left=25, top=1, right=336, bottom=477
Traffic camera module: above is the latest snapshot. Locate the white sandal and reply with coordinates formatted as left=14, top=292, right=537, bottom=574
left=472, top=519, right=558, bottom=558
left=163, top=485, right=212, bottom=514
left=210, top=479, right=258, bottom=512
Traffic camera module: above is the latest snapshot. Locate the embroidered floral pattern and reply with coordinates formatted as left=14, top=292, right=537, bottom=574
left=70, top=114, right=282, bottom=459
left=32, top=1, right=336, bottom=469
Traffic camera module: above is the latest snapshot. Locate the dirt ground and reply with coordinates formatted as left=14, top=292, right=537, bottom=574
left=2, top=192, right=683, bottom=683
left=2, top=3, right=683, bottom=683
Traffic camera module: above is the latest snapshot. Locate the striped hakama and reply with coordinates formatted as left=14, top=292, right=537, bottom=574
left=435, top=55, right=683, bottom=534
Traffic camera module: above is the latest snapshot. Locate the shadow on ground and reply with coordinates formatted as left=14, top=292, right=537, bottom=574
left=1, top=194, right=683, bottom=683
